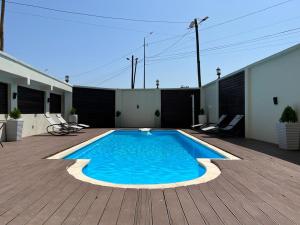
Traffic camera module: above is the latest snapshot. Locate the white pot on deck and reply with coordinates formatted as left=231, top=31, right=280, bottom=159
left=69, top=114, right=78, bottom=124
left=198, top=115, right=207, bottom=124
left=6, top=119, right=24, bottom=141
left=276, top=122, right=300, bottom=150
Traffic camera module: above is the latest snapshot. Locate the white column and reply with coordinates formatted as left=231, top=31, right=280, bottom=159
left=8, top=82, right=18, bottom=112
left=63, top=91, right=72, bottom=119
left=45, top=91, right=50, bottom=113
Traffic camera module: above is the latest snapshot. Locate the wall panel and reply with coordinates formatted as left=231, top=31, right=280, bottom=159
left=73, top=87, right=115, bottom=128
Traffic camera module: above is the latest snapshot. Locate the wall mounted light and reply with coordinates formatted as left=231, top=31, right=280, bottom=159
left=273, top=97, right=278, bottom=105
left=13, top=92, right=18, bottom=99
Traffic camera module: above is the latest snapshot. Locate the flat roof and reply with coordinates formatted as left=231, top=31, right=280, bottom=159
left=0, top=51, right=72, bottom=92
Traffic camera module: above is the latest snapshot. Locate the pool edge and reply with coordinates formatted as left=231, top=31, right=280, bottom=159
left=48, top=129, right=240, bottom=189
left=66, top=158, right=221, bottom=189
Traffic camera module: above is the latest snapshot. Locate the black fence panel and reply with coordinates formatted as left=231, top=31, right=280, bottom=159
left=161, top=89, right=200, bottom=128
left=219, top=71, right=245, bottom=136
left=73, top=87, right=115, bottom=128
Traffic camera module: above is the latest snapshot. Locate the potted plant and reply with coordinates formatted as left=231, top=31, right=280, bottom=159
left=198, top=108, right=207, bottom=124
left=69, top=107, right=78, bottom=123
left=7, top=108, right=24, bottom=141
left=276, top=106, right=300, bottom=150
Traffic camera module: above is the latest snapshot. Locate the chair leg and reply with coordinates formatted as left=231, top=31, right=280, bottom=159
left=0, top=142, right=3, bottom=148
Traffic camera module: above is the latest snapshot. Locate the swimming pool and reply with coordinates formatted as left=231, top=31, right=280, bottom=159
left=49, top=130, right=239, bottom=188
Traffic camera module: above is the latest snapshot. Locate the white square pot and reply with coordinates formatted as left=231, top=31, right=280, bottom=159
left=198, top=115, right=207, bottom=124
left=276, top=122, right=300, bottom=150
left=6, top=119, right=24, bottom=141
left=69, top=114, right=78, bottom=123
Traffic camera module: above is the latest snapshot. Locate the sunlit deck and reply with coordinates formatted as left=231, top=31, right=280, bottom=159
left=0, top=128, right=299, bottom=225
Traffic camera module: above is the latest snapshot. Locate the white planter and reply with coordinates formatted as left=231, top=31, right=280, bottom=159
left=276, top=122, right=300, bottom=150
left=69, top=114, right=78, bottom=123
left=198, top=115, right=207, bottom=124
left=6, top=119, right=24, bottom=141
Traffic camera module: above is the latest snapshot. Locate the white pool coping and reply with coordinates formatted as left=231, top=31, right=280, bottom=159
left=48, top=129, right=240, bottom=189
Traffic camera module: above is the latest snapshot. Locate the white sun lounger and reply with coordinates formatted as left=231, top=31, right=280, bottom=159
left=56, top=114, right=90, bottom=128
left=45, top=113, right=82, bottom=135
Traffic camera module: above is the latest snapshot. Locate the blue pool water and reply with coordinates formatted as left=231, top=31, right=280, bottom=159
left=65, top=130, right=225, bottom=185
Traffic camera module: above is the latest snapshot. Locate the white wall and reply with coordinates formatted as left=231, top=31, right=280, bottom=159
left=0, top=53, right=73, bottom=140
left=202, top=81, right=219, bottom=123
left=246, top=46, right=300, bottom=144
left=115, top=89, right=161, bottom=128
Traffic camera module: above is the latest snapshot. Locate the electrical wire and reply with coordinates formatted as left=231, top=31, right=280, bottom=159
left=200, top=0, right=295, bottom=31
left=6, top=0, right=188, bottom=24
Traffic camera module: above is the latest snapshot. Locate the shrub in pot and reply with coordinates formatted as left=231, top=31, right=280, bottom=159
left=69, top=107, right=78, bottom=123
left=276, top=106, right=300, bottom=150
left=7, top=108, right=24, bottom=141
left=198, top=108, right=207, bottom=124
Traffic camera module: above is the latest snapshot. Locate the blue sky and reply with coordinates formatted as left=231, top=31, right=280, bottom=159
left=5, top=0, right=300, bottom=88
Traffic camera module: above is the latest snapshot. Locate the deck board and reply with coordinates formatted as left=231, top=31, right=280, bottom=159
left=0, top=128, right=299, bottom=225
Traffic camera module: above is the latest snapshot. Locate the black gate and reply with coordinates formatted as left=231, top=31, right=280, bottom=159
left=161, top=89, right=200, bottom=128
left=73, top=87, right=115, bottom=128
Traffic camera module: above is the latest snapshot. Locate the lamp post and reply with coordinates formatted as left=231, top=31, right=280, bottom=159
left=216, top=67, right=221, bottom=79
left=65, top=75, right=69, bottom=83
left=189, top=16, right=209, bottom=88
left=156, top=79, right=159, bottom=89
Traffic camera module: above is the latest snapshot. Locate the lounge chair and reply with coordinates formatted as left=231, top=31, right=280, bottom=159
left=192, top=114, right=227, bottom=129
left=202, top=115, right=244, bottom=133
left=44, top=114, right=82, bottom=135
left=0, top=122, right=4, bottom=147
left=56, top=114, right=90, bottom=128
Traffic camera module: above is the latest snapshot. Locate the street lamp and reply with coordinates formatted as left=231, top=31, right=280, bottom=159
left=156, top=79, right=159, bottom=89
left=189, top=16, right=209, bottom=88
left=216, top=67, right=221, bottom=79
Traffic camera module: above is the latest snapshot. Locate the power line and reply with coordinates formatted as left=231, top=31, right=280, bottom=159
left=72, top=45, right=143, bottom=77
left=200, top=0, right=295, bottom=31
left=147, top=28, right=300, bottom=61
left=7, top=10, right=152, bottom=34
left=6, top=0, right=188, bottom=24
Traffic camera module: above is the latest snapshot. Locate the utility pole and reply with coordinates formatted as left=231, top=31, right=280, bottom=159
left=189, top=17, right=208, bottom=88
left=133, top=57, right=138, bottom=89
left=127, top=55, right=136, bottom=89
left=131, top=55, right=134, bottom=89
left=194, top=19, right=201, bottom=88
left=0, top=0, right=5, bottom=51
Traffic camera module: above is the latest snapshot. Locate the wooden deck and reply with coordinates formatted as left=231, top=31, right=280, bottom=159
left=0, top=128, right=300, bottom=225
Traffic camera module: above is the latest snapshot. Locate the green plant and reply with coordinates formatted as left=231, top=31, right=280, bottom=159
left=116, top=111, right=121, bottom=117
left=280, top=106, right=298, bottom=123
left=155, top=110, right=160, bottom=117
left=9, top=108, right=21, bottom=119
left=199, top=108, right=205, bottom=115
left=70, top=107, right=77, bottom=115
